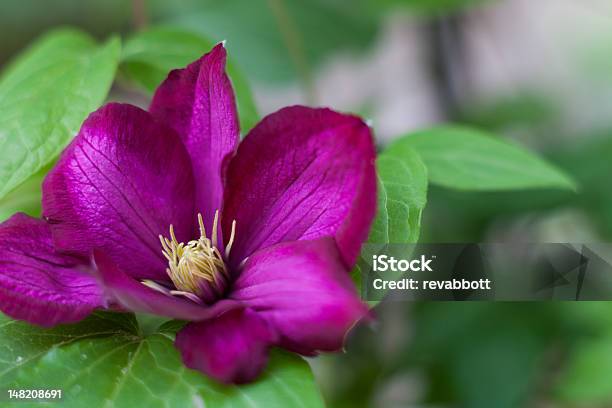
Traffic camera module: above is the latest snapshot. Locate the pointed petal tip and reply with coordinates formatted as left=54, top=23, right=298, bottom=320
left=210, top=41, right=228, bottom=58
left=149, top=33, right=238, bottom=226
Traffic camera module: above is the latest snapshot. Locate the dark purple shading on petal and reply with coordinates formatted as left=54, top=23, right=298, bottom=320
left=222, top=106, right=376, bottom=267
left=175, top=308, right=278, bottom=384
left=150, top=44, right=239, bottom=234
left=42, top=103, right=196, bottom=280
left=93, top=250, right=238, bottom=321
left=0, top=214, right=104, bottom=327
left=230, top=238, right=369, bottom=355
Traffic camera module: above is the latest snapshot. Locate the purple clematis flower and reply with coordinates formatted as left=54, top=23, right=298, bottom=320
left=0, top=44, right=376, bottom=383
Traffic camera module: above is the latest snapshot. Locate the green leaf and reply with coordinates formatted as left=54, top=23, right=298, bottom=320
left=0, top=311, right=139, bottom=385
left=0, top=28, right=121, bottom=200
left=368, top=145, right=428, bottom=244
left=555, top=335, right=612, bottom=405
left=121, top=26, right=259, bottom=132
left=396, top=125, right=576, bottom=191
left=0, top=161, right=55, bottom=222
left=356, top=145, right=427, bottom=297
left=0, top=168, right=42, bottom=222
left=0, top=313, right=324, bottom=407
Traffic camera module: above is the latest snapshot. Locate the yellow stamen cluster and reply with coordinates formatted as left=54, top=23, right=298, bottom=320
left=156, top=211, right=236, bottom=299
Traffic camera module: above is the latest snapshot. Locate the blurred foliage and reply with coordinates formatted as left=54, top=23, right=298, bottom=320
left=460, top=93, right=558, bottom=132
left=556, top=333, right=612, bottom=405
left=553, top=134, right=612, bottom=240
left=328, top=301, right=612, bottom=408
left=0, top=0, right=497, bottom=86
left=401, top=103, right=612, bottom=408
left=405, top=303, right=559, bottom=408
left=0, top=0, right=379, bottom=84
left=147, top=0, right=379, bottom=83
left=374, top=0, right=492, bottom=15
left=0, top=0, right=130, bottom=63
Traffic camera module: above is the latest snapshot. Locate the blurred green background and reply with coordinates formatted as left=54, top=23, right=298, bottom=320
left=2, top=0, right=612, bottom=407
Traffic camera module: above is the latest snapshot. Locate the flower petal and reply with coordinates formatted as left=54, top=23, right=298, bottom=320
left=0, top=213, right=104, bottom=327
left=175, top=308, right=278, bottom=384
left=93, top=250, right=238, bottom=321
left=149, top=44, right=239, bottom=231
left=222, top=106, right=376, bottom=267
left=230, top=238, right=369, bottom=355
left=42, top=103, right=195, bottom=280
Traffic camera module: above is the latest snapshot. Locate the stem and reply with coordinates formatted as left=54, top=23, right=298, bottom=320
left=267, top=0, right=317, bottom=105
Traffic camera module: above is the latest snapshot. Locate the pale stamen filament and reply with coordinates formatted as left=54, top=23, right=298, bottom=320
left=225, top=220, right=237, bottom=257
left=211, top=210, right=219, bottom=248
left=142, top=279, right=171, bottom=295
left=169, top=290, right=203, bottom=304
left=197, top=213, right=206, bottom=237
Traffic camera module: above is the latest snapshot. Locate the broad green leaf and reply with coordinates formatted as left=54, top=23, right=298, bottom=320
left=396, top=125, right=576, bottom=191
left=121, top=26, right=259, bottom=132
left=368, top=145, right=428, bottom=244
left=0, top=313, right=324, bottom=408
left=0, top=311, right=139, bottom=385
left=0, top=28, right=121, bottom=200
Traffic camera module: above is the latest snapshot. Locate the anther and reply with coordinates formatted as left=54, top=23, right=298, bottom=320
left=146, top=211, right=237, bottom=303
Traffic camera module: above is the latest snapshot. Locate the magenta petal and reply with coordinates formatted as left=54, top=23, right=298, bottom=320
left=93, top=250, right=238, bottom=321
left=42, top=103, right=195, bottom=280
left=230, top=238, right=369, bottom=355
left=0, top=214, right=104, bottom=327
left=150, top=44, right=239, bottom=231
left=222, top=106, right=376, bottom=267
left=175, top=308, right=278, bottom=384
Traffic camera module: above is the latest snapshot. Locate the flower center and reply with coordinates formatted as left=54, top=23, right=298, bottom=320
left=142, top=211, right=236, bottom=304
